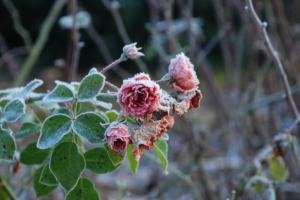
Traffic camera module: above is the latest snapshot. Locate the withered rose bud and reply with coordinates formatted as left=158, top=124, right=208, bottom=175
left=105, top=122, right=130, bottom=152
left=165, top=115, right=175, bottom=130
left=123, top=42, right=145, bottom=60
left=117, top=73, right=161, bottom=119
left=169, top=53, right=199, bottom=91
left=175, top=88, right=203, bottom=115
left=189, top=89, right=202, bottom=110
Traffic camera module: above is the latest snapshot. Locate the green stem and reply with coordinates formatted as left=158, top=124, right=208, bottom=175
left=0, top=173, right=17, bottom=200
left=13, top=0, right=67, bottom=87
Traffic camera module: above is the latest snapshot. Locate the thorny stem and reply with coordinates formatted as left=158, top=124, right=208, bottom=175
left=100, top=54, right=127, bottom=74
left=0, top=173, right=18, bottom=200
left=2, top=0, right=32, bottom=51
left=13, top=0, right=67, bottom=87
left=245, top=0, right=300, bottom=129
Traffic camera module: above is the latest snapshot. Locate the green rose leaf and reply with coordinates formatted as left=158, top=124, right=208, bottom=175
left=91, top=99, right=112, bottom=110
left=53, top=107, right=71, bottom=116
left=40, top=163, right=59, bottom=186
left=104, top=143, right=126, bottom=166
left=71, top=82, right=80, bottom=92
left=78, top=73, right=105, bottom=102
left=269, top=155, right=289, bottom=182
left=15, top=79, right=43, bottom=98
left=95, top=111, right=109, bottom=123
left=43, top=81, right=74, bottom=104
left=37, top=114, right=73, bottom=149
left=20, top=142, right=51, bottom=165
left=34, top=166, right=58, bottom=197
left=84, top=147, right=121, bottom=174
left=50, top=142, right=85, bottom=194
left=127, top=144, right=138, bottom=175
left=88, top=68, right=98, bottom=75
left=72, top=112, right=106, bottom=144
left=14, top=122, right=41, bottom=139
left=0, top=98, right=10, bottom=109
left=65, top=178, right=100, bottom=200
left=160, top=133, right=169, bottom=141
left=1, top=98, right=26, bottom=123
left=0, top=129, right=16, bottom=162
left=153, top=137, right=168, bottom=174
left=105, top=110, right=124, bottom=123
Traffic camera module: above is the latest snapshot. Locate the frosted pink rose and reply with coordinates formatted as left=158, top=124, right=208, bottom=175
left=169, top=53, right=199, bottom=91
left=117, top=73, right=161, bottom=119
left=105, top=122, right=130, bottom=152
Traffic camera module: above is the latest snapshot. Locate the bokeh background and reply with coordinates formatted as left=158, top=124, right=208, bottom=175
left=1, top=0, right=300, bottom=199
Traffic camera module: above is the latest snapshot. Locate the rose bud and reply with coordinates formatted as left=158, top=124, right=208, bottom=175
left=123, top=42, right=145, bottom=60
left=169, top=53, right=199, bottom=91
left=117, top=73, right=161, bottom=119
left=165, top=115, right=175, bottom=130
left=105, top=122, right=131, bottom=152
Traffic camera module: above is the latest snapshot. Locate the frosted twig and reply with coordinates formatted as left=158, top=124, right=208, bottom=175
left=2, top=0, right=32, bottom=51
left=105, top=81, right=119, bottom=91
left=245, top=0, right=300, bottom=128
left=100, top=54, right=127, bottom=74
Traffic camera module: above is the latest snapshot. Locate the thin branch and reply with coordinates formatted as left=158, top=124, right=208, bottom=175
left=100, top=54, right=127, bottom=74
left=291, top=138, right=300, bottom=173
left=99, top=0, right=148, bottom=73
left=0, top=33, right=18, bottom=78
left=68, top=0, right=80, bottom=83
left=0, top=46, right=27, bottom=69
left=2, top=0, right=32, bottom=51
left=105, top=81, right=119, bottom=91
left=205, top=84, right=300, bottom=148
left=13, top=0, right=67, bottom=87
left=245, top=0, right=300, bottom=125
left=85, top=25, right=131, bottom=78
left=287, top=116, right=300, bottom=133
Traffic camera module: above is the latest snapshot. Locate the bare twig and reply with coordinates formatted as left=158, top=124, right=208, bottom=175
left=206, top=84, right=300, bottom=148
left=2, top=0, right=32, bottom=51
left=0, top=33, right=18, bottom=78
left=245, top=0, right=300, bottom=127
left=287, top=116, right=300, bottom=133
left=99, top=0, right=148, bottom=73
left=85, top=25, right=131, bottom=78
left=68, top=0, right=81, bottom=83
left=0, top=46, right=27, bottom=69
left=13, top=0, right=67, bottom=87
left=291, top=138, right=300, bottom=173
